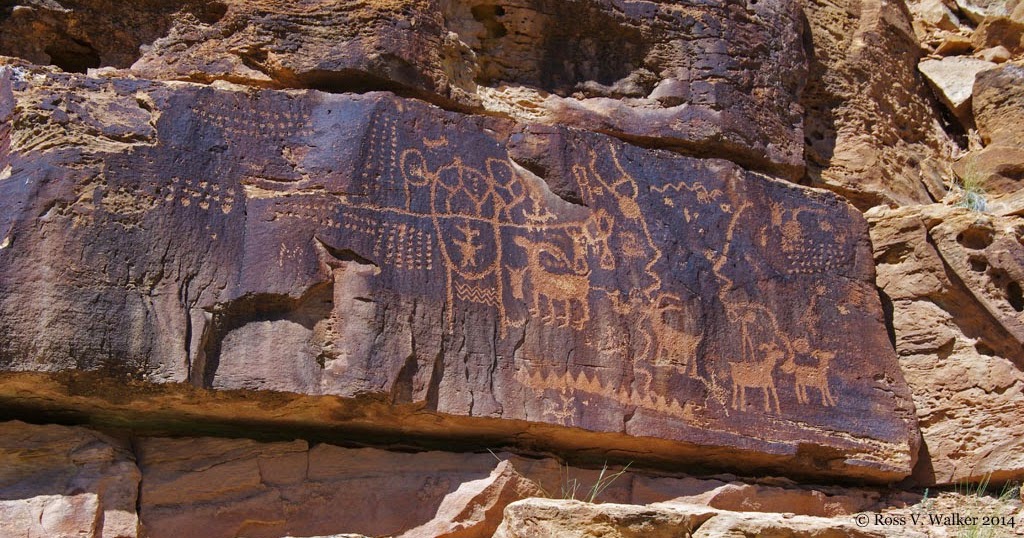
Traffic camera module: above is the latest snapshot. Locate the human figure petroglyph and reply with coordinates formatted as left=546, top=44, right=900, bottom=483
left=453, top=222, right=481, bottom=268
left=781, top=339, right=838, bottom=407
left=511, top=235, right=591, bottom=329
left=729, top=341, right=783, bottom=413
left=577, top=209, right=616, bottom=270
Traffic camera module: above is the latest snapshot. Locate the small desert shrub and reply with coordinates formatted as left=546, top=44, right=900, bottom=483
left=954, top=474, right=1020, bottom=538
left=955, top=166, right=988, bottom=213
left=560, top=461, right=632, bottom=503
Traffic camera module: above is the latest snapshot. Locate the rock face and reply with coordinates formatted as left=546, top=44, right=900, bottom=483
left=0, top=0, right=808, bottom=178
left=0, top=67, right=916, bottom=481
left=0, top=421, right=140, bottom=538
left=0, top=0, right=213, bottom=72
left=1, top=420, right=1013, bottom=538
left=3, top=0, right=1024, bottom=534
left=493, top=498, right=912, bottom=538
left=137, top=438, right=544, bottom=538
left=799, top=0, right=956, bottom=209
left=868, top=204, right=1024, bottom=485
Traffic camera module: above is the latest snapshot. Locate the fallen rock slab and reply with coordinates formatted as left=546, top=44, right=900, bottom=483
left=398, top=460, right=544, bottom=538
left=493, top=498, right=717, bottom=538
left=973, top=62, right=1024, bottom=147
left=919, top=56, right=997, bottom=126
left=494, top=498, right=927, bottom=538
left=972, top=16, right=1024, bottom=54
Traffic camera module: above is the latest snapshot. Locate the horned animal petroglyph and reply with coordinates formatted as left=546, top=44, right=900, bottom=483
left=782, top=340, right=837, bottom=406
left=511, top=235, right=591, bottom=329
left=729, top=341, right=783, bottom=413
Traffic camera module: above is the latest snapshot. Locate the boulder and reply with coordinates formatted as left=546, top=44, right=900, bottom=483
left=493, top=499, right=717, bottom=538
left=934, top=34, right=974, bottom=55
left=973, top=62, right=1024, bottom=147
left=954, top=0, right=1018, bottom=24
left=868, top=204, right=1024, bottom=485
left=912, top=0, right=963, bottom=31
left=952, top=146, right=1024, bottom=195
left=0, top=421, right=140, bottom=538
left=397, top=460, right=545, bottom=538
left=655, top=480, right=880, bottom=517
left=975, top=45, right=1013, bottom=63
left=0, top=0, right=809, bottom=178
left=962, top=63, right=1024, bottom=195
left=918, top=56, right=997, bottom=126
left=0, top=68, right=918, bottom=482
left=972, top=16, right=1024, bottom=54
left=494, top=498, right=922, bottom=538
left=799, top=0, right=957, bottom=209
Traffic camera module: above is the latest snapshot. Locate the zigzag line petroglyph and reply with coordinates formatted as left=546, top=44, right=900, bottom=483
left=454, top=281, right=500, bottom=307
left=515, top=368, right=688, bottom=419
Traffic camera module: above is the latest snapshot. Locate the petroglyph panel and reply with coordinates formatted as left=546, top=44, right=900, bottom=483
left=0, top=71, right=917, bottom=480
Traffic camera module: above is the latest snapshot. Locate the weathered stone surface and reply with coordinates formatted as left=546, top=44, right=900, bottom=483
left=0, top=421, right=140, bottom=538
left=0, top=0, right=219, bottom=73
left=493, top=499, right=717, bottom=538
left=950, top=63, right=1024, bottom=196
left=0, top=67, right=916, bottom=480
left=919, top=56, right=997, bottom=125
left=954, top=0, right=1020, bottom=24
left=934, top=34, right=974, bottom=56
left=494, top=498, right=915, bottom=538
left=974, top=62, right=1024, bottom=147
left=0, top=68, right=917, bottom=481
left=800, top=0, right=956, bottom=209
left=0, top=0, right=807, bottom=177
left=654, top=479, right=880, bottom=517
left=868, top=204, right=1024, bottom=485
left=690, top=510, right=926, bottom=538
left=972, top=16, right=1024, bottom=54
left=138, top=439, right=539, bottom=538
left=139, top=0, right=809, bottom=177
left=397, top=460, right=544, bottom=538
left=139, top=435, right=890, bottom=538
left=952, top=145, right=1024, bottom=195
left=975, top=45, right=1013, bottom=63
left=911, top=0, right=964, bottom=32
